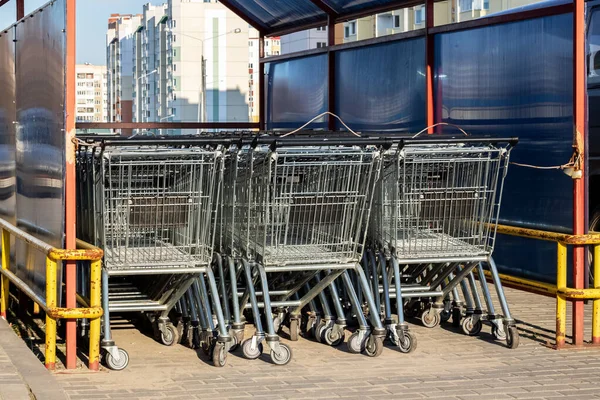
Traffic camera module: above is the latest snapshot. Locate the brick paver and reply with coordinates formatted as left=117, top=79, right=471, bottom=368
left=47, top=285, right=600, bottom=399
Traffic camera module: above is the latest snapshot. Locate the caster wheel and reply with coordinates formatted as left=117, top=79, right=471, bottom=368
left=315, top=320, right=327, bottom=343
left=452, top=308, right=462, bottom=327
left=104, top=348, right=129, bottom=371
left=364, top=336, right=384, bottom=357
left=397, top=331, right=417, bottom=354
left=270, top=343, right=292, bottom=366
left=506, top=326, right=519, bottom=349
left=347, top=331, right=364, bottom=354
left=212, top=342, right=227, bottom=367
left=201, top=339, right=211, bottom=355
left=242, top=338, right=263, bottom=360
left=421, top=309, right=441, bottom=329
left=461, top=317, right=483, bottom=336
left=492, top=325, right=507, bottom=341
left=160, top=323, right=180, bottom=346
left=440, top=309, right=452, bottom=323
left=324, top=327, right=344, bottom=347
left=228, top=330, right=239, bottom=352
left=289, top=319, right=300, bottom=342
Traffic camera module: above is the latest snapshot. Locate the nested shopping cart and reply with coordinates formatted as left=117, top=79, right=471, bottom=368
left=76, top=138, right=232, bottom=369
left=219, top=137, right=389, bottom=364
left=367, top=137, right=519, bottom=351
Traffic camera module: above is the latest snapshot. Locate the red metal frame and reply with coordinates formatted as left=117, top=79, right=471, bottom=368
left=425, top=0, right=434, bottom=133
left=258, top=34, right=266, bottom=131
left=573, top=0, right=586, bottom=346
left=327, top=17, right=336, bottom=131
left=65, top=0, right=77, bottom=369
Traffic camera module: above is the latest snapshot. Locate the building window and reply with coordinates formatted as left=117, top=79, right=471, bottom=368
left=173, top=64, right=177, bottom=71
left=174, top=93, right=177, bottom=100
left=316, top=42, right=326, bottom=48
left=344, top=21, right=356, bottom=38
left=249, top=63, right=253, bottom=68
left=172, top=108, right=176, bottom=116
left=415, top=7, right=424, bottom=24
left=172, top=19, right=176, bottom=28
left=249, top=41, right=253, bottom=46
left=394, top=15, right=401, bottom=28
left=316, top=26, right=326, bottom=31
left=173, top=34, right=176, bottom=42
left=459, top=0, right=472, bottom=12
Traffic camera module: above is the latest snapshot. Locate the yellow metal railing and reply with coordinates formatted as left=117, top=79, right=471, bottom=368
left=494, top=224, right=600, bottom=348
left=0, top=219, right=103, bottom=370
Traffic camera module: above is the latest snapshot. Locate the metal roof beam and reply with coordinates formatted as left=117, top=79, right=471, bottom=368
left=307, top=0, right=339, bottom=18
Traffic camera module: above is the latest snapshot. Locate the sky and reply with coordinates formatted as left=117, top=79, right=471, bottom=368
left=0, top=0, right=152, bottom=65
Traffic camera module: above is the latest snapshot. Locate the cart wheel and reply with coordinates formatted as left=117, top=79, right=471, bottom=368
left=461, top=316, right=482, bottom=336
left=364, top=335, right=384, bottom=357
left=404, top=302, right=420, bottom=318
left=492, top=325, right=507, bottom=341
left=440, top=309, right=452, bottom=323
left=421, top=309, right=440, bottom=329
left=235, top=330, right=245, bottom=348
left=347, top=331, right=364, bottom=354
left=242, top=338, right=263, bottom=360
left=397, top=331, right=417, bottom=354
left=212, top=342, right=227, bottom=367
left=324, top=327, right=344, bottom=347
left=270, top=343, right=292, bottom=366
left=104, top=348, right=129, bottom=371
left=201, top=339, right=211, bottom=355
left=160, top=323, right=180, bottom=346
left=452, top=307, right=462, bottom=327
left=176, top=323, right=184, bottom=344
left=315, top=320, right=327, bottom=343
left=289, top=319, right=300, bottom=342
left=506, top=326, right=520, bottom=349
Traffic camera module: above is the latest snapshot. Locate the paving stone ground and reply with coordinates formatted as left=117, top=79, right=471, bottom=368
left=49, top=285, right=600, bottom=400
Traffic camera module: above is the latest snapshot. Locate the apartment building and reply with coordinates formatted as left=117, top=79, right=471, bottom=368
left=342, top=0, right=541, bottom=42
left=132, top=3, right=168, bottom=129
left=107, top=13, right=142, bottom=135
left=248, top=28, right=280, bottom=122
left=75, top=64, right=107, bottom=123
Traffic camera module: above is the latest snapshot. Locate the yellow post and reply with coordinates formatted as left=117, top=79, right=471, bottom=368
left=593, top=244, right=600, bottom=344
left=88, top=260, right=101, bottom=371
left=0, top=229, right=9, bottom=319
left=45, top=258, right=57, bottom=370
left=556, top=242, right=568, bottom=349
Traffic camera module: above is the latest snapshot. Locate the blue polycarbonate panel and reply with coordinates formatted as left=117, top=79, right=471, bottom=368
left=223, top=0, right=325, bottom=31
left=335, top=38, right=426, bottom=132
left=15, top=0, right=65, bottom=300
left=324, top=0, right=402, bottom=14
left=435, top=13, right=573, bottom=283
left=0, top=28, right=16, bottom=225
left=265, top=54, right=328, bottom=130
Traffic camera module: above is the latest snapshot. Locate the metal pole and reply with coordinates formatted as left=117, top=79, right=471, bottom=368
left=202, top=56, right=207, bottom=125
left=259, top=33, right=265, bottom=131
left=65, top=0, right=78, bottom=369
left=572, top=0, right=586, bottom=346
left=327, top=17, right=336, bottom=131
left=426, top=0, right=435, bottom=134
left=16, top=0, right=23, bottom=20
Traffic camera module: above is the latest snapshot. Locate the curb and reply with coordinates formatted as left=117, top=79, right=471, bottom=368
left=0, top=318, right=67, bottom=400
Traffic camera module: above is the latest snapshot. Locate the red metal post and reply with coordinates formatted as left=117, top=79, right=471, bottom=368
left=327, top=17, right=335, bottom=131
left=65, top=0, right=77, bottom=369
left=426, top=0, right=435, bottom=133
left=16, top=0, right=23, bottom=20
left=259, top=34, right=265, bottom=131
left=573, top=0, right=586, bottom=346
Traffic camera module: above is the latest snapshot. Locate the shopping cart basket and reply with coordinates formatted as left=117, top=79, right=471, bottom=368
left=76, top=138, right=232, bottom=369
left=367, top=137, right=519, bottom=351
left=219, top=137, right=388, bottom=364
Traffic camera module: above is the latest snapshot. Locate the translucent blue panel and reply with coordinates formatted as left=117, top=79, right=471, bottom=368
left=0, top=28, right=16, bottom=224
left=325, top=0, right=402, bottom=14
left=335, top=38, right=426, bottom=132
left=15, top=0, right=65, bottom=300
left=435, top=13, right=573, bottom=283
left=265, top=54, right=328, bottom=130
left=223, top=0, right=325, bottom=31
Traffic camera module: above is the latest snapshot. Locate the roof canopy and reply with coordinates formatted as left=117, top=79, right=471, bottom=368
left=220, top=0, right=412, bottom=36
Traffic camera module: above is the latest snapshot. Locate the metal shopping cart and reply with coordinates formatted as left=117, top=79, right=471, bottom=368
left=219, top=137, right=388, bottom=364
left=367, top=137, right=519, bottom=351
left=76, top=138, right=232, bottom=369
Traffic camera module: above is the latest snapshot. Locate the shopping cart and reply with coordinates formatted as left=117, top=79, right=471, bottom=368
left=367, top=137, right=519, bottom=351
left=219, top=137, right=388, bottom=364
left=76, top=138, right=232, bottom=369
